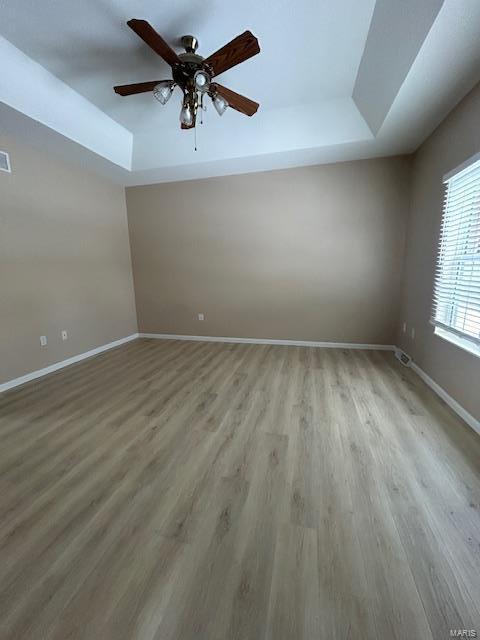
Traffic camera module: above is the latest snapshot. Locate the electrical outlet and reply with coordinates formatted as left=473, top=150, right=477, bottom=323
left=61, top=330, right=68, bottom=341
left=411, top=328, right=415, bottom=339
left=40, top=335, right=47, bottom=347
left=402, top=322, right=407, bottom=334
left=198, top=313, right=205, bottom=321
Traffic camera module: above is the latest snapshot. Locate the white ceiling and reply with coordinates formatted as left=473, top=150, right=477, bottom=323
left=1, top=0, right=480, bottom=185
left=0, top=0, right=375, bottom=131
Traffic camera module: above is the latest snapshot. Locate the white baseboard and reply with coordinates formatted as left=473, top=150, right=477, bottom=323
left=0, top=333, right=139, bottom=393
left=138, top=332, right=396, bottom=351
left=410, top=361, right=480, bottom=436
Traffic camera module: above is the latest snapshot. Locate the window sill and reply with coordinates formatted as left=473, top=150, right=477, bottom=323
left=434, top=326, right=480, bottom=359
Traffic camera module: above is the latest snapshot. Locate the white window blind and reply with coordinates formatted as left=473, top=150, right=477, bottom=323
left=432, top=157, right=480, bottom=346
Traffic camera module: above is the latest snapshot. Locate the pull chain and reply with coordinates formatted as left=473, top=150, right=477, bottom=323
left=194, top=93, right=207, bottom=152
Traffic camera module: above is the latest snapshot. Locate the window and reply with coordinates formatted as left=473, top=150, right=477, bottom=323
left=432, top=155, right=480, bottom=356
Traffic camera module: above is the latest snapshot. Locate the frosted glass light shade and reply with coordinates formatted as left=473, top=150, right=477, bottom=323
left=213, top=94, right=228, bottom=116
left=153, top=81, right=174, bottom=105
left=194, top=70, right=210, bottom=92
left=180, top=103, right=194, bottom=126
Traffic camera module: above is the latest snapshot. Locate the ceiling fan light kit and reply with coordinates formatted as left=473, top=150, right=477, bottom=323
left=213, top=93, right=228, bottom=116
left=180, top=97, right=195, bottom=127
left=114, top=19, right=260, bottom=135
left=153, top=80, right=174, bottom=105
left=194, top=69, right=210, bottom=92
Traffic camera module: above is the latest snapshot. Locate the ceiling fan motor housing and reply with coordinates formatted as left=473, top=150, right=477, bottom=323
left=173, top=37, right=209, bottom=96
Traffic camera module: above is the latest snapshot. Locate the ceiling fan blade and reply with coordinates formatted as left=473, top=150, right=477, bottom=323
left=204, top=31, right=260, bottom=77
left=114, top=80, right=162, bottom=96
left=211, top=83, right=259, bottom=116
left=127, top=19, right=181, bottom=66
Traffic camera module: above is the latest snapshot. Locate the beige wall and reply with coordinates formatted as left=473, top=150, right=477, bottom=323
left=397, top=83, right=480, bottom=421
left=0, top=133, right=137, bottom=384
left=126, top=157, right=411, bottom=344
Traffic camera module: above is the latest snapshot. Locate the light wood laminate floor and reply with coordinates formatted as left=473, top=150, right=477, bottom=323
left=0, top=339, right=479, bottom=639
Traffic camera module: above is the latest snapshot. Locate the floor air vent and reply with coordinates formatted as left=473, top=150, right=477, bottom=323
left=0, top=150, right=11, bottom=173
left=395, top=350, right=412, bottom=367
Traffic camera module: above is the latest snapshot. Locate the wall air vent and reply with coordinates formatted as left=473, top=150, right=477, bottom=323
left=0, top=150, right=11, bottom=173
left=395, top=349, right=412, bottom=367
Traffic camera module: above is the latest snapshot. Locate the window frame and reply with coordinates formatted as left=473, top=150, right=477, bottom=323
left=431, top=152, right=480, bottom=358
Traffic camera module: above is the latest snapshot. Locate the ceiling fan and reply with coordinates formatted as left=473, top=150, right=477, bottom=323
left=114, top=19, right=260, bottom=130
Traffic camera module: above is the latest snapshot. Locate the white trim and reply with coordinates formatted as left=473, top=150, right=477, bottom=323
left=410, top=361, right=480, bottom=436
left=434, top=326, right=480, bottom=359
left=443, top=149, right=480, bottom=182
left=0, top=334, right=139, bottom=393
left=138, top=332, right=395, bottom=350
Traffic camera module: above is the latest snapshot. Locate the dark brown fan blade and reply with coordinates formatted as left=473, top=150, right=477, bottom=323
left=127, top=19, right=181, bottom=66
left=114, top=80, right=162, bottom=96
left=203, top=31, right=260, bottom=77
left=211, top=83, right=259, bottom=116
